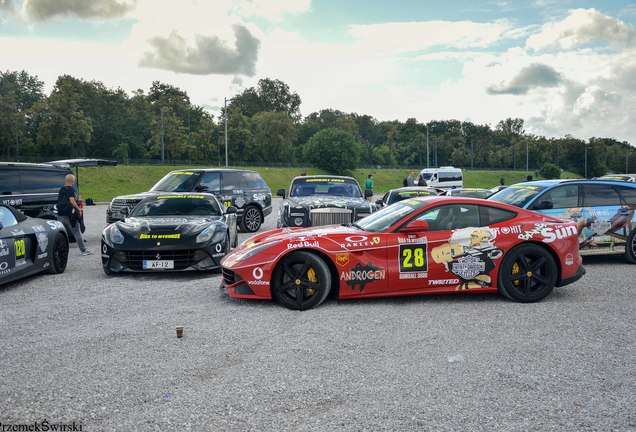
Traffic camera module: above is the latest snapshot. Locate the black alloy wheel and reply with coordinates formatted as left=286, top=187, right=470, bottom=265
left=271, top=251, right=331, bottom=310
left=498, top=244, right=558, bottom=302
left=625, top=229, right=636, bottom=264
left=47, top=233, right=69, bottom=274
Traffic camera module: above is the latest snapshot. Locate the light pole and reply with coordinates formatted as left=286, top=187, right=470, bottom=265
left=526, top=141, right=529, bottom=172
left=424, top=123, right=429, bottom=168
left=223, top=96, right=234, bottom=167
left=584, top=144, right=588, bottom=178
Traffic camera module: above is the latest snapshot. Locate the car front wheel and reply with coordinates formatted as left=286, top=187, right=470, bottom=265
left=498, top=244, right=557, bottom=302
left=271, top=251, right=331, bottom=310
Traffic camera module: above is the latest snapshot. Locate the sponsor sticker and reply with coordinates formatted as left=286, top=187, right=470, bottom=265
left=565, top=253, right=574, bottom=266
left=252, top=267, right=264, bottom=280
left=36, top=233, right=48, bottom=253
left=140, top=233, right=181, bottom=239
left=340, top=262, right=385, bottom=292
left=335, top=254, right=349, bottom=267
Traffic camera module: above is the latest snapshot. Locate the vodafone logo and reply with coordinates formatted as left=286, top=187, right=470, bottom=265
left=252, top=267, right=263, bottom=280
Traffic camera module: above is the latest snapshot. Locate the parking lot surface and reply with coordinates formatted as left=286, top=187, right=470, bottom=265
left=1, top=203, right=634, bottom=431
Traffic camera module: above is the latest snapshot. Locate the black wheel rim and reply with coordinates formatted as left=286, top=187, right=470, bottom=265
left=276, top=260, right=321, bottom=308
left=507, top=251, right=552, bottom=298
left=244, top=208, right=261, bottom=232
left=53, top=236, right=69, bottom=272
left=631, top=234, right=636, bottom=257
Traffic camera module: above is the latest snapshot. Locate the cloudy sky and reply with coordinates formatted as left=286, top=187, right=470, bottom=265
left=1, top=0, right=635, bottom=145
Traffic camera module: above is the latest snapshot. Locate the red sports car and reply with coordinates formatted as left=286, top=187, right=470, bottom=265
left=220, top=196, right=585, bottom=310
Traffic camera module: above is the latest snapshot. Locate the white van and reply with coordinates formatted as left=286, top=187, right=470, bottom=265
left=418, top=166, right=463, bottom=190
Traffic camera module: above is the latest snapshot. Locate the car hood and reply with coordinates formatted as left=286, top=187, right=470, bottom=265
left=115, top=215, right=224, bottom=237
left=285, top=195, right=370, bottom=209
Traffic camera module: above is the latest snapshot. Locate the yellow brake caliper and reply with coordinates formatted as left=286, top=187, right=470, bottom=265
left=307, top=267, right=317, bottom=295
left=512, top=262, right=520, bottom=286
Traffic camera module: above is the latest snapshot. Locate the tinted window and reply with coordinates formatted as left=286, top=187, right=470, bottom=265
left=0, top=169, right=21, bottom=194
left=242, top=172, right=268, bottom=190
left=480, top=206, right=516, bottom=225
left=20, top=169, right=68, bottom=193
left=0, top=205, right=18, bottom=228
left=583, top=184, right=621, bottom=206
left=531, top=185, right=579, bottom=210
left=222, top=172, right=243, bottom=191
left=419, top=204, right=479, bottom=231
left=615, top=185, right=636, bottom=204
left=131, top=196, right=221, bottom=217
left=198, top=172, right=221, bottom=192
left=438, top=171, right=462, bottom=182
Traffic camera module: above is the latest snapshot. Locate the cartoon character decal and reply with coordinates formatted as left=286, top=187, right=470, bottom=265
left=556, top=205, right=635, bottom=249
left=431, top=227, right=503, bottom=290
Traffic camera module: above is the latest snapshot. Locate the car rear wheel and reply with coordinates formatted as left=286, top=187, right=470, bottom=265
left=498, top=244, right=557, bottom=302
left=625, top=229, right=636, bottom=264
left=47, top=233, right=69, bottom=274
left=271, top=251, right=331, bottom=310
left=240, top=205, right=262, bottom=233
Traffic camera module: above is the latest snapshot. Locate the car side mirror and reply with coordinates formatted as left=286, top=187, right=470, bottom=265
left=277, top=188, right=286, bottom=198
left=364, top=189, right=373, bottom=199
left=400, top=219, right=429, bottom=233
left=375, top=199, right=384, bottom=207
left=194, top=184, right=209, bottom=192
left=533, top=201, right=553, bottom=210
left=225, top=205, right=238, bottom=214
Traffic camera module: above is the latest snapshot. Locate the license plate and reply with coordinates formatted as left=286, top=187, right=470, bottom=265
left=143, top=260, right=174, bottom=269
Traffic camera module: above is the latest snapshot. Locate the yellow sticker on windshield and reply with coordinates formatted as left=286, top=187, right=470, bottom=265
left=173, top=172, right=194, bottom=175
left=155, top=195, right=205, bottom=199
left=305, top=178, right=345, bottom=183
left=511, top=185, right=538, bottom=190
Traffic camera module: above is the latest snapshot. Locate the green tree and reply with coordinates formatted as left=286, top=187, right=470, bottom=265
left=251, top=111, right=296, bottom=162
left=303, top=128, right=361, bottom=173
left=230, top=78, right=302, bottom=122
left=539, top=162, right=561, bottom=179
left=37, top=75, right=92, bottom=157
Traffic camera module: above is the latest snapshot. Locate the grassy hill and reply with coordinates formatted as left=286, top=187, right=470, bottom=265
left=77, top=164, right=580, bottom=202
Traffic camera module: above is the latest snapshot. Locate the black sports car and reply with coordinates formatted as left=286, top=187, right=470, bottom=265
left=375, top=186, right=438, bottom=207
left=101, top=193, right=238, bottom=275
left=276, top=176, right=376, bottom=227
left=0, top=204, right=69, bottom=286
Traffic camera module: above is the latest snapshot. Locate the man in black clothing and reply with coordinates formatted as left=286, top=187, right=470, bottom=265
left=58, top=174, right=92, bottom=255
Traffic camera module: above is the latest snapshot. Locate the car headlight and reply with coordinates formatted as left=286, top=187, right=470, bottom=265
left=196, top=225, right=225, bottom=244
left=103, top=225, right=125, bottom=247
left=236, top=241, right=281, bottom=262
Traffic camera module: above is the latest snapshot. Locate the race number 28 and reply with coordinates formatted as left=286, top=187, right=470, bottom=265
left=399, top=244, right=427, bottom=273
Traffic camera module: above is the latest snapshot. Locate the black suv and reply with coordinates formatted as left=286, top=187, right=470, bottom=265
left=106, top=169, right=272, bottom=232
left=0, top=162, right=73, bottom=219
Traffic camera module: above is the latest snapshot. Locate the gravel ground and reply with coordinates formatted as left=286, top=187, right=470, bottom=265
left=0, top=202, right=634, bottom=431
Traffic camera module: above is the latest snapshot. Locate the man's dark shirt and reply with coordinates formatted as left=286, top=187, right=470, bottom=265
left=57, top=185, right=76, bottom=216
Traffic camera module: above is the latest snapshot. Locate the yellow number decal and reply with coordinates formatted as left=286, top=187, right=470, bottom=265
left=223, top=201, right=231, bottom=207
left=15, top=239, right=25, bottom=259
left=399, top=244, right=427, bottom=273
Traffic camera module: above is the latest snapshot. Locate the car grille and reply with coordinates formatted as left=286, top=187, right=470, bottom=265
left=110, top=199, right=142, bottom=219
left=222, top=267, right=243, bottom=285
left=115, top=249, right=205, bottom=270
left=310, top=208, right=352, bottom=226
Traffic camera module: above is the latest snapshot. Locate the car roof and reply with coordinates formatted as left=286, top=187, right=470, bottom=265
left=169, top=168, right=257, bottom=173
left=514, top=179, right=636, bottom=188
left=390, top=186, right=437, bottom=193
left=0, top=162, right=71, bottom=170
left=292, top=175, right=357, bottom=181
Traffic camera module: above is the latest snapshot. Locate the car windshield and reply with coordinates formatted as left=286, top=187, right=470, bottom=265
left=356, top=200, right=426, bottom=232
left=131, top=196, right=221, bottom=217
left=150, top=171, right=202, bottom=192
left=420, top=173, right=433, bottom=180
left=290, top=178, right=362, bottom=198
left=453, top=189, right=491, bottom=198
left=489, top=184, right=547, bottom=208
left=388, top=190, right=436, bottom=205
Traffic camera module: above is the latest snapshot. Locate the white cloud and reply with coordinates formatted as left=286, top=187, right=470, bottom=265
left=348, top=19, right=517, bottom=52
left=232, top=0, right=310, bottom=22
left=527, top=8, right=636, bottom=51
